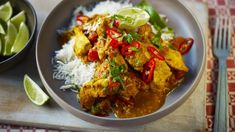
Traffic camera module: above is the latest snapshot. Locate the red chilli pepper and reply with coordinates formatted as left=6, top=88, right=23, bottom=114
left=113, top=19, right=119, bottom=27
left=147, top=46, right=165, bottom=60
left=121, top=45, right=135, bottom=56
left=110, top=39, right=119, bottom=48
left=142, top=58, right=156, bottom=84
left=178, top=38, right=194, bottom=55
left=121, top=41, right=141, bottom=56
left=76, top=15, right=89, bottom=24
left=106, top=28, right=122, bottom=39
left=88, top=49, right=99, bottom=62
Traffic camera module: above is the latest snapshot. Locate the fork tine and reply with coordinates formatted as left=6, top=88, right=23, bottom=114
left=228, top=17, right=232, bottom=50
left=218, top=16, right=223, bottom=49
left=214, top=17, right=219, bottom=49
left=223, top=16, right=228, bottom=49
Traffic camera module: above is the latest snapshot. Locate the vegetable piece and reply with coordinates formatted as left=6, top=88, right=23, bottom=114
left=109, top=60, right=126, bottom=89
left=121, top=41, right=141, bottom=56
left=76, top=15, right=89, bottom=24
left=136, top=0, right=167, bottom=29
left=88, top=49, right=99, bottom=62
left=178, top=38, right=194, bottom=55
left=123, top=32, right=140, bottom=44
left=121, top=45, right=135, bottom=56
left=147, top=46, right=165, bottom=60
left=142, top=58, right=156, bottom=84
left=106, top=28, right=122, bottom=39
left=110, top=39, right=119, bottom=48
left=171, top=37, right=194, bottom=55
left=88, top=31, right=98, bottom=45
left=114, top=19, right=119, bottom=27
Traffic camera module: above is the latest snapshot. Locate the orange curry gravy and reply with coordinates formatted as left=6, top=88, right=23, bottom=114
left=114, top=91, right=166, bottom=118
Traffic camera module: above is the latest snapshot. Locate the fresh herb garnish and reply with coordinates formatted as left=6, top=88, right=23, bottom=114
left=91, top=104, right=100, bottom=114
left=111, top=15, right=134, bottom=26
left=109, top=60, right=126, bottom=90
left=130, top=47, right=140, bottom=52
left=122, top=32, right=140, bottom=44
left=136, top=0, right=167, bottom=29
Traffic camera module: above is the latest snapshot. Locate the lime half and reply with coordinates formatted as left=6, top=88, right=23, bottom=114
left=116, top=7, right=150, bottom=30
left=11, top=11, right=26, bottom=30
left=23, top=74, right=49, bottom=105
left=0, top=2, right=13, bottom=21
left=3, top=21, right=17, bottom=56
left=11, top=22, right=29, bottom=53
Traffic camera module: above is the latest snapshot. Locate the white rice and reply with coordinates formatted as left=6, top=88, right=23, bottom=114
left=53, top=38, right=96, bottom=88
left=73, top=0, right=132, bottom=17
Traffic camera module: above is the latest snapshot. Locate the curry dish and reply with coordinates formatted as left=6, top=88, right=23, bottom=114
left=58, top=2, right=194, bottom=118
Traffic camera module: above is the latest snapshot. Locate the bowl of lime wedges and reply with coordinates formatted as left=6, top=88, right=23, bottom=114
left=0, top=0, right=37, bottom=72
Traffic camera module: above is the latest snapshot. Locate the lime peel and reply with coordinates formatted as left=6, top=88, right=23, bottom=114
left=23, top=74, right=49, bottom=106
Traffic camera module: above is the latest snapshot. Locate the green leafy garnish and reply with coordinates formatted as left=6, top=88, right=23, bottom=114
left=91, top=104, right=100, bottom=114
left=136, top=0, right=167, bottom=29
left=122, top=32, right=140, bottom=44
left=130, top=47, right=140, bottom=52
left=109, top=60, right=126, bottom=90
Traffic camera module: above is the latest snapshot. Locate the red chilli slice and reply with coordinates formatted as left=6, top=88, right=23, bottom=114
left=147, top=46, right=165, bottom=60
left=142, top=58, right=156, bottom=84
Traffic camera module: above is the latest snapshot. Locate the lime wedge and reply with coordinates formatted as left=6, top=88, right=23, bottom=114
left=11, top=22, right=29, bottom=53
left=116, top=7, right=150, bottom=30
left=0, top=19, right=7, bottom=34
left=3, top=21, right=17, bottom=56
left=23, top=74, right=49, bottom=105
left=11, top=11, right=26, bottom=30
left=0, top=23, right=5, bottom=34
left=0, top=2, right=13, bottom=21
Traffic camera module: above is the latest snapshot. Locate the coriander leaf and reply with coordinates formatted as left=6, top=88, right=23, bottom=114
left=130, top=47, right=139, bottom=52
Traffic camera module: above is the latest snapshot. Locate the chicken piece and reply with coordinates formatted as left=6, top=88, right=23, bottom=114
left=125, top=45, right=151, bottom=72
left=73, top=27, right=92, bottom=57
left=79, top=78, right=109, bottom=110
left=150, top=59, right=172, bottom=94
left=120, top=73, right=148, bottom=98
left=96, top=38, right=109, bottom=60
left=162, top=47, right=189, bottom=72
left=138, top=24, right=155, bottom=43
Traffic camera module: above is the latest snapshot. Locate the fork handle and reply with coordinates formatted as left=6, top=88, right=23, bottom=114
left=213, top=59, right=228, bottom=132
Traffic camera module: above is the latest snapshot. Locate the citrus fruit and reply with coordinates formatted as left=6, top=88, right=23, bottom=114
left=0, top=2, right=13, bottom=21
left=3, top=21, right=17, bottom=56
left=11, top=22, right=29, bottom=53
left=11, top=11, right=26, bottom=30
left=23, top=74, right=49, bottom=105
left=116, top=7, right=150, bottom=30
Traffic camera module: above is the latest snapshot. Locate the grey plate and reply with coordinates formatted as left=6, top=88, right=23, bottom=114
left=36, top=0, right=206, bottom=127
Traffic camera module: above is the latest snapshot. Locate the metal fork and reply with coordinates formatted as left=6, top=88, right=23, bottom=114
left=213, top=16, right=231, bottom=132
